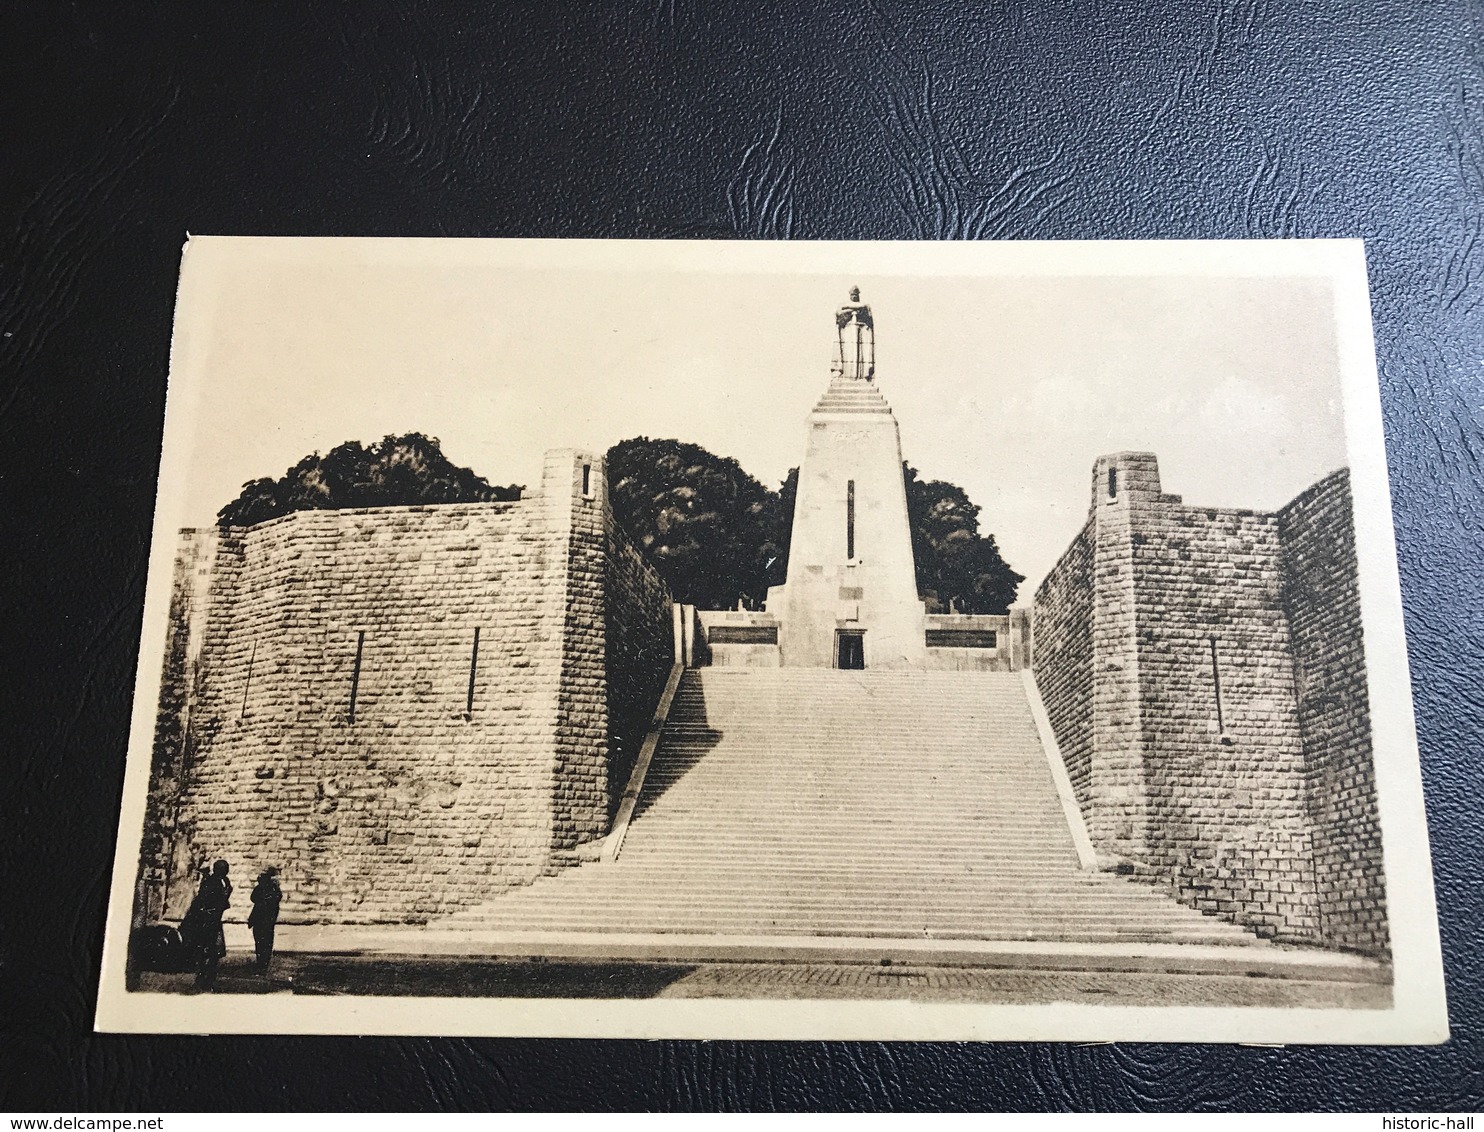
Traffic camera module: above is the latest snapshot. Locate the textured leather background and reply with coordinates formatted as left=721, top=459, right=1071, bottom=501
left=2, top=0, right=1481, bottom=1111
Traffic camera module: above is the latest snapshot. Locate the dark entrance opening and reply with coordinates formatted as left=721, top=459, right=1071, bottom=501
left=836, top=630, right=865, bottom=670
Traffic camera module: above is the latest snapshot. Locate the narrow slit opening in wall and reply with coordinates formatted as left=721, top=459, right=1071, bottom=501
left=1108, top=466, right=1118, bottom=499
left=847, top=478, right=856, bottom=560
left=581, top=463, right=591, bottom=496
left=348, top=630, right=365, bottom=724
left=464, top=627, right=480, bottom=721
left=239, top=640, right=257, bottom=720
left=1209, top=634, right=1225, bottom=736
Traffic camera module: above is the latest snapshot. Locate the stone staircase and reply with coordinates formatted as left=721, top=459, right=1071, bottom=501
left=437, top=668, right=1267, bottom=947
left=813, top=372, right=893, bottom=415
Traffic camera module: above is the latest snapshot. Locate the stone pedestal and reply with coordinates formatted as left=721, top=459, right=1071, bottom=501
left=767, top=370, right=925, bottom=668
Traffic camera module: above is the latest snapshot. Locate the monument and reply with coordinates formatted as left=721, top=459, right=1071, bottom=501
left=765, top=288, right=927, bottom=668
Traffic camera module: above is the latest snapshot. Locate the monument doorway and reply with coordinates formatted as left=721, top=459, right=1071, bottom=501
left=835, top=630, right=865, bottom=670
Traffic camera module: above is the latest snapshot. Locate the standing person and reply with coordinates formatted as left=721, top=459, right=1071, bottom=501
left=186, top=859, right=232, bottom=990
left=248, top=866, right=282, bottom=974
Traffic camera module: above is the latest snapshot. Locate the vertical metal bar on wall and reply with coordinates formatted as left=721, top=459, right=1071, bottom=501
left=465, top=627, right=480, bottom=720
left=239, top=640, right=257, bottom=720
left=1210, top=634, right=1224, bottom=734
left=348, top=630, right=365, bottom=724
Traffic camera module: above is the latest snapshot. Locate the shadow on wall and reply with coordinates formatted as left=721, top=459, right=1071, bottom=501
left=632, top=674, right=723, bottom=819
left=1032, top=455, right=1387, bottom=958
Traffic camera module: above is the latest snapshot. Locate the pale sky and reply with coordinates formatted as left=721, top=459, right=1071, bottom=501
left=169, top=239, right=1353, bottom=592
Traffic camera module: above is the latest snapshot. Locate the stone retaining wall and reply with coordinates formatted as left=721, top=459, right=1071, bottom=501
left=145, top=449, right=673, bottom=925
left=136, top=527, right=218, bottom=926
left=1033, top=453, right=1387, bottom=954
left=604, top=496, right=678, bottom=807
left=1031, top=521, right=1094, bottom=807
left=1279, top=470, right=1388, bottom=954
left=1130, top=490, right=1319, bottom=942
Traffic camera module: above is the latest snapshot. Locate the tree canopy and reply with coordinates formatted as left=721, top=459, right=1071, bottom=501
left=605, top=437, right=786, bottom=610
left=904, top=464, right=1023, bottom=615
left=216, top=433, right=521, bottom=528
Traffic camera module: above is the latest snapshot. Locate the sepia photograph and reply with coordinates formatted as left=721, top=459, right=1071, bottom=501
left=94, top=237, right=1446, bottom=1041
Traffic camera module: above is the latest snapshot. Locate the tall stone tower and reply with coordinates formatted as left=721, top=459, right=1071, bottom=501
left=766, top=289, right=926, bottom=667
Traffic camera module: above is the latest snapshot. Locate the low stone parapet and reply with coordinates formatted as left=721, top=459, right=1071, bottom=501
left=920, top=610, right=1030, bottom=671
left=696, top=609, right=781, bottom=667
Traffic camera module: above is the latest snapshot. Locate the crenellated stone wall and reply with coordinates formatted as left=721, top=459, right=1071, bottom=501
left=144, top=450, right=674, bottom=926
left=1033, top=453, right=1387, bottom=954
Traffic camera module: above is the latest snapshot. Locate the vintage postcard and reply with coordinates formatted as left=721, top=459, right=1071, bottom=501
left=95, top=238, right=1447, bottom=1041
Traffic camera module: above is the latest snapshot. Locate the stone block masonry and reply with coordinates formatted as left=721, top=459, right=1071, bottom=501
left=1279, top=470, right=1387, bottom=954
left=136, top=527, right=218, bottom=927
left=143, top=449, right=674, bottom=926
left=1031, top=521, right=1094, bottom=808
left=1033, top=454, right=1388, bottom=956
left=604, top=515, right=679, bottom=802
left=1129, top=474, right=1318, bottom=943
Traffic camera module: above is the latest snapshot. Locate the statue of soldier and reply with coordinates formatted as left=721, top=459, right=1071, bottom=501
left=834, top=287, right=875, bottom=380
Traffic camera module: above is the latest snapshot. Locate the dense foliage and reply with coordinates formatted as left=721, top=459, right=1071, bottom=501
left=605, top=437, right=786, bottom=610
left=904, top=464, right=1023, bottom=615
left=216, top=434, right=522, bottom=528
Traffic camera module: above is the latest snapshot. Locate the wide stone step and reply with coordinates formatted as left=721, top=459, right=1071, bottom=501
left=438, top=918, right=1253, bottom=944
left=633, top=821, right=1066, bottom=838
left=669, top=699, right=1035, bottom=709
left=443, top=899, right=1244, bottom=924
left=626, top=827, right=1071, bottom=839
left=659, top=718, right=1040, bottom=729
left=468, top=893, right=1217, bottom=912
left=663, top=729, right=1036, bottom=738
left=444, top=918, right=1246, bottom=940
left=613, top=850, right=1080, bottom=862
left=456, top=911, right=1214, bottom=930
left=468, top=891, right=1195, bottom=904
left=482, top=885, right=1166, bottom=902
left=646, top=752, right=1046, bottom=761
left=441, top=910, right=1253, bottom=936
left=459, top=876, right=1220, bottom=907
left=619, top=849, right=1079, bottom=860
left=615, top=856, right=1085, bottom=869
left=636, top=803, right=1055, bottom=813
left=635, top=786, right=1061, bottom=797
left=600, top=860, right=1094, bottom=874
left=449, top=893, right=1240, bottom=917
left=625, top=807, right=1072, bottom=821
left=641, top=756, right=1050, bottom=770
left=623, top=825, right=1072, bottom=838
left=619, top=826, right=1075, bottom=841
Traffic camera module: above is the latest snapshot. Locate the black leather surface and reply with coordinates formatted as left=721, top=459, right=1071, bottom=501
left=2, top=0, right=1481, bottom=1111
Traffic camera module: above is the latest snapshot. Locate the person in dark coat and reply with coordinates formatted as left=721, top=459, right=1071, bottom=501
left=182, top=859, right=231, bottom=990
left=248, top=866, right=282, bottom=974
